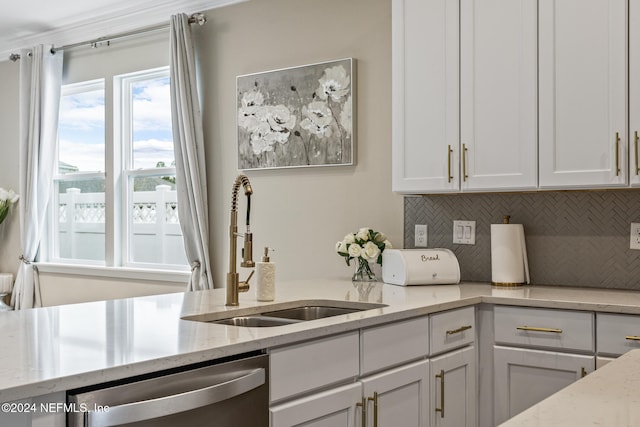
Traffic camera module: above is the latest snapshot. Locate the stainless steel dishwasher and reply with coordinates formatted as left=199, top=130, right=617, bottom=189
left=67, top=353, right=268, bottom=427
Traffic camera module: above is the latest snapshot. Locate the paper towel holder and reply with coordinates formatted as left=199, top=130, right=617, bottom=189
left=490, top=215, right=530, bottom=287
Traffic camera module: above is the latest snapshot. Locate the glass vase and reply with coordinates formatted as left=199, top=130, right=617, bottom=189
left=352, top=257, right=377, bottom=282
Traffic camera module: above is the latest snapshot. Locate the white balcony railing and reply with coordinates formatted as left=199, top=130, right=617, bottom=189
left=57, top=185, right=187, bottom=265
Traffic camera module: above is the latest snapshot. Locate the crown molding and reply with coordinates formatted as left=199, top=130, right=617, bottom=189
left=1, top=0, right=246, bottom=62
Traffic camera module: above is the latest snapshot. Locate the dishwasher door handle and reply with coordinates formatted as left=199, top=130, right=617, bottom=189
left=87, top=367, right=265, bottom=427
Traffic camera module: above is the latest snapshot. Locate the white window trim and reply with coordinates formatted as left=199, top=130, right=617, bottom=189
left=35, top=262, right=190, bottom=283
left=47, top=67, right=188, bottom=273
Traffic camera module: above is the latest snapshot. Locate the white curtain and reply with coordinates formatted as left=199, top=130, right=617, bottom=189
left=170, top=14, right=214, bottom=291
left=11, top=46, right=63, bottom=309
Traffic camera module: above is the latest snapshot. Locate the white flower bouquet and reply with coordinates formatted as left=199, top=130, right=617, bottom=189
left=0, top=188, right=19, bottom=225
left=336, top=228, right=392, bottom=281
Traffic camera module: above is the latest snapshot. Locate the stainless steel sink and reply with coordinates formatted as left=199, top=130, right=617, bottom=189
left=212, top=316, right=299, bottom=327
left=182, top=300, right=387, bottom=327
left=261, top=306, right=361, bottom=321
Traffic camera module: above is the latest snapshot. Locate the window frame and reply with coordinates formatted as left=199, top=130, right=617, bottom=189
left=46, top=67, right=188, bottom=273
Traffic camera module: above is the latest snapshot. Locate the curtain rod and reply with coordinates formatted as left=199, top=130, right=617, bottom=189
left=9, top=12, right=206, bottom=62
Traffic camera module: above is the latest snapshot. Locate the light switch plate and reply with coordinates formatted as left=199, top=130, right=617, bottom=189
left=453, top=220, right=476, bottom=245
left=415, top=224, right=428, bottom=247
left=631, top=223, right=640, bottom=250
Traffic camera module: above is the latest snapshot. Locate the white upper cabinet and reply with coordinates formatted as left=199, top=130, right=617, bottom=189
left=459, top=0, right=538, bottom=191
left=392, top=0, right=537, bottom=193
left=392, top=0, right=460, bottom=193
left=539, top=0, right=627, bottom=188
left=631, top=0, right=640, bottom=186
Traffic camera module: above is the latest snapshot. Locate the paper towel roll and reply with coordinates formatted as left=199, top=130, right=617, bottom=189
left=491, top=224, right=530, bottom=286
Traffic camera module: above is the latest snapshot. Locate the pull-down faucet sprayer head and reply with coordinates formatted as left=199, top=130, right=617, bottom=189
left=227, top=174, right=255, bottom=306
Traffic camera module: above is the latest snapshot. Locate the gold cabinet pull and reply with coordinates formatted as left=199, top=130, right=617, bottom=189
left=435, top=369, right=445, bottom=418
left=367, top=392, right=379, bottom=427
left=615, top=132, right=621, bottom=176
left=516, top=326, right=563, bottom=333
left=446, top=325, right=473, bottom=335
left=356, top=397, right=367, bottom=427
left=581, top=367, right=587, bottom=378
left=635, top=131, right=639, bottom=176
left=447, top=145, right=453, bottom=183
left=625, top=335, right=640, bottom=341
left=462, top=144, right=468, bottom=181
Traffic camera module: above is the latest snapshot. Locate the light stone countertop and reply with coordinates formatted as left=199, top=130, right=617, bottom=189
left=500, top=348, right=640, bottom=426
left=2, top=279, right=640, bottom=404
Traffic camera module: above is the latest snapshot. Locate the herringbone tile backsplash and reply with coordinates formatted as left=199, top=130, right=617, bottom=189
left=404, top=191, right=640, bottom=290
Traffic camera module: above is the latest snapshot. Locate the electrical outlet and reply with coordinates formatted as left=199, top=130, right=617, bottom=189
left=631, top=223, right=640, bottom=250
left=415, top=224, right=428, bottom=247
left=453, top=220, right=476, bottom=245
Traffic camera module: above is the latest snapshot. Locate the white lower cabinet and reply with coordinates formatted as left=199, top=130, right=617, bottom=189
left=270, top=307, right=477, bottom=427
left=270, top=383, right=362, bottom=427
left=361, top=360, right=430, bottom=427
left=493, top=346, right=594, bottom=424
left=271, top=360, right=430, bottom=427
left=429, top=346, right=476, bottom=427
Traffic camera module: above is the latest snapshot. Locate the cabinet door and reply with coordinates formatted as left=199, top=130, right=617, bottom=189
left=360, top=360, right=429, bottom=427
left=270, top=383, right=362, bottom=427
left=392, top=0, right=460, bottom=193
left=494, top=345, right=595, bottom=424
left=539, top=0, right=627, bottom=188
left=631, top=0, right=640, bottom=186
left=459, top=0, right=537, bottom=191
left=430, top=346, right=477, bottom=427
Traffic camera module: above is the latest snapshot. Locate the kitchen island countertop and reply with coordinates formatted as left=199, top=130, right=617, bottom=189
left=2, top=279, right=640, bottom=404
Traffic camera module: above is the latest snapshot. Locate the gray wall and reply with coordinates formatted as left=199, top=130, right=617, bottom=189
left=404, top=191, right=640, bottom=290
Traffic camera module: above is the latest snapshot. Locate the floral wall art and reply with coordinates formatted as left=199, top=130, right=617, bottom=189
left=237, top=58, right=355, bottom=170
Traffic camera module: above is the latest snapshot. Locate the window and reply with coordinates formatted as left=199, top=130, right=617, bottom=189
left=51, top=67, right=188, bottom=270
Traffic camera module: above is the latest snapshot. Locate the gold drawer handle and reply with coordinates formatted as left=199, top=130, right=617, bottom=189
left=446, top=325, right=472, bottom=335
left=462, top=143, right=469, bottom=181
left=447, top=145, right=453, bottom=183
left=625, top=335, right=640, bottom=341
left=356, top=397, right=367, bottom=426
left=615, top=132, right=621, bottom=176
left=367, top=392, right=379, bottom=427
left=516, top=326, right=563, bottom=333
left=435, top=369, right=445, bottom=418
left=635, top=131, right=639, bottom=176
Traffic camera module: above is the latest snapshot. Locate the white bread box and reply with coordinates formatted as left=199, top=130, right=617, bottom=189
left=382, top=249, right=460, bottom=286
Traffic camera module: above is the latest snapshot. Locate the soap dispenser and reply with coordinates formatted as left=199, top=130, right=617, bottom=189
left=256, top=247, right=276, bottom=301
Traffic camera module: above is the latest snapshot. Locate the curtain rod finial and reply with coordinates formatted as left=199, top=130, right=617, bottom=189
left=189, top=13, right=207, bottom=26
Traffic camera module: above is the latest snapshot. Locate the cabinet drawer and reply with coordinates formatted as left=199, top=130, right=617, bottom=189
left=361, top=316, right=429, bottom=375
left=430, top=306, right=475, bottom=356
left=269, top=331, right=359, bottom=403
left=494, top=306, right=593, bottom=352
left=597, top=313, right=640, bottom=357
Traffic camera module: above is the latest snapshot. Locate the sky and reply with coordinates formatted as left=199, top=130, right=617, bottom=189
left=57, top=75, right=174, bottom=173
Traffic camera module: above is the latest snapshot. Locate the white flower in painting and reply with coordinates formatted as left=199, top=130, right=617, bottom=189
left=249, top=122, right=275, bottom=155
left=361, top=241, right=381, bottom=262
left=266, top=105, right=296, bottom=132
left=316, top=65, right=350, bottom=102
left=340, top=94, right=352, bottom=136
left=265, top=105, right=296, bottom=144
left=238, top=91, right=266, bottom=132
left=300, top=101, right=333, bottom=137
